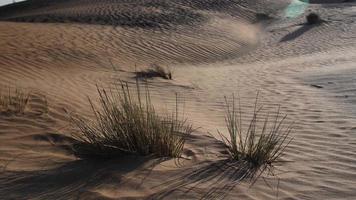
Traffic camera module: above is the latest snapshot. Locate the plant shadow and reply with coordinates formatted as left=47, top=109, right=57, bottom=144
left=280, top=23, right=320, bottom=42
left=0, top=156, right=150, bottom=199
left=147, top=159, right=259, bottom=200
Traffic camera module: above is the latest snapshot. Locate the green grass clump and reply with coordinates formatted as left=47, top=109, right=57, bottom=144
left=218, top=95, right=293, bottom=176
left=71, top=82, right=193, bottom=158
left=0, top=87, right=30, bottom=114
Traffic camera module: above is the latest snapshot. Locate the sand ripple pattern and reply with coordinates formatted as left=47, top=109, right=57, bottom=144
left=0, top=0, right=356, bottom=200
left=0, top=0, right=290, bottom=27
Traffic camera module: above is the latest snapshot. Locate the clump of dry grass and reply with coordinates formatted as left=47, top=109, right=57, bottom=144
left=0, top=87, right=30, bottom=114
left=218, top=94, right=293, bottom=178
left=71, top=81, right=193, bottom=158
left=135, top=64, right=172, bottom=80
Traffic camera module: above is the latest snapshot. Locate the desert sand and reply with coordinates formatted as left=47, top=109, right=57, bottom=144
left=0, top=0, right=356, bottom=199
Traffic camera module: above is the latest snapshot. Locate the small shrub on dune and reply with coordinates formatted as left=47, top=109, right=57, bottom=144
left=71, top=81, right=192, bottom=158
left=306, top=13, right=321, bottom=25
left=135, top=64, right=172, bottom=80
left=217, top=95, right=293, bottom=179
left=0, top=87, right=30, bottom=114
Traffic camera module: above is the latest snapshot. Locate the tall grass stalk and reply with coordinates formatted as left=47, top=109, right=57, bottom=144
left=71, top=81, right=193, bottom=158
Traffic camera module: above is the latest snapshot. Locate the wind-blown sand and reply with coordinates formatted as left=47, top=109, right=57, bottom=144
left=0, top=0, right=356, bottom=199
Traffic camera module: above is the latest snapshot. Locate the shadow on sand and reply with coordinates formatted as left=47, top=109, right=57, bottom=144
left=0, top=156, right=262, bottom=199
left=0, top=131, right=265, bottom=200
left=147, top=159, right=259, bottom=200
left=280, top=23, right=320, bottom=42
left=0, top=156, right=151, bottom=199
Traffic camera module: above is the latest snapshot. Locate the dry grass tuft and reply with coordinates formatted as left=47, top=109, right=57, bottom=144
left=0, top=87, right=30, bottom=114
left=71, top=81, right=193, bottom=158
left=218, top=94, right=293, bottom=179
left=135, top=64, right=172, bottom=80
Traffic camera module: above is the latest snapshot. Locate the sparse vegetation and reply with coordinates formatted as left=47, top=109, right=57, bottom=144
left=306, top=13, right=321, bottom=25
left=0, top=87, right=30, bottom=114
left=71, top=81, right=192, bottom=158
left=135, top=64, right=172, bottom=80
left=217, top=95, right=293, bottom=178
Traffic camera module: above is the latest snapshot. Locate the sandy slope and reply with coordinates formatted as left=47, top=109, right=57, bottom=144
left=0, top=0, right=356, bottom=199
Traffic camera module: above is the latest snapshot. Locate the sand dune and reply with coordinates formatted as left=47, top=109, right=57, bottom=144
left=0, top=0, right=285, bottom=25
left=1, top=0, right=356, bottom=199
left=0, top=0, right=281, bottom=67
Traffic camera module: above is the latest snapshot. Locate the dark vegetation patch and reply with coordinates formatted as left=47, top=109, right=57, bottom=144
left=135, top=64, right=172, bottom=80
left=306, top=13, right=322, bottom=25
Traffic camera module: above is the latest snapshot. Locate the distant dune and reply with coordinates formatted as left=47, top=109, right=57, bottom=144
left=0, top=0, right=356, bottom=199
left=0, top=0, right=286, bottom=27
left=0, top=0, right=289, bottom=67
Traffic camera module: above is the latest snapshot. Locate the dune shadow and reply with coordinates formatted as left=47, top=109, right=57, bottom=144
left=280, top=24, right=320, bottom=42
left=0, top=156, right=150, bottom=199
left=147, top=159, right=258, bottom=200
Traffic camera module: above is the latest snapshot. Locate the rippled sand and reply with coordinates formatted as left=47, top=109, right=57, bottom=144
left=0, top=0, right=356, bottom=199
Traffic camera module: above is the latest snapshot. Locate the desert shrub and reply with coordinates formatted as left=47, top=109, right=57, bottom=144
left=217, top=95, right=293, bottom=177
left=71, top=81, right=192, bottom=158
left=135, top=64, right=172, bottom=80
left=306, top=13, right=321, bottom=25
left=0, top=87, right=30, bottom=114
